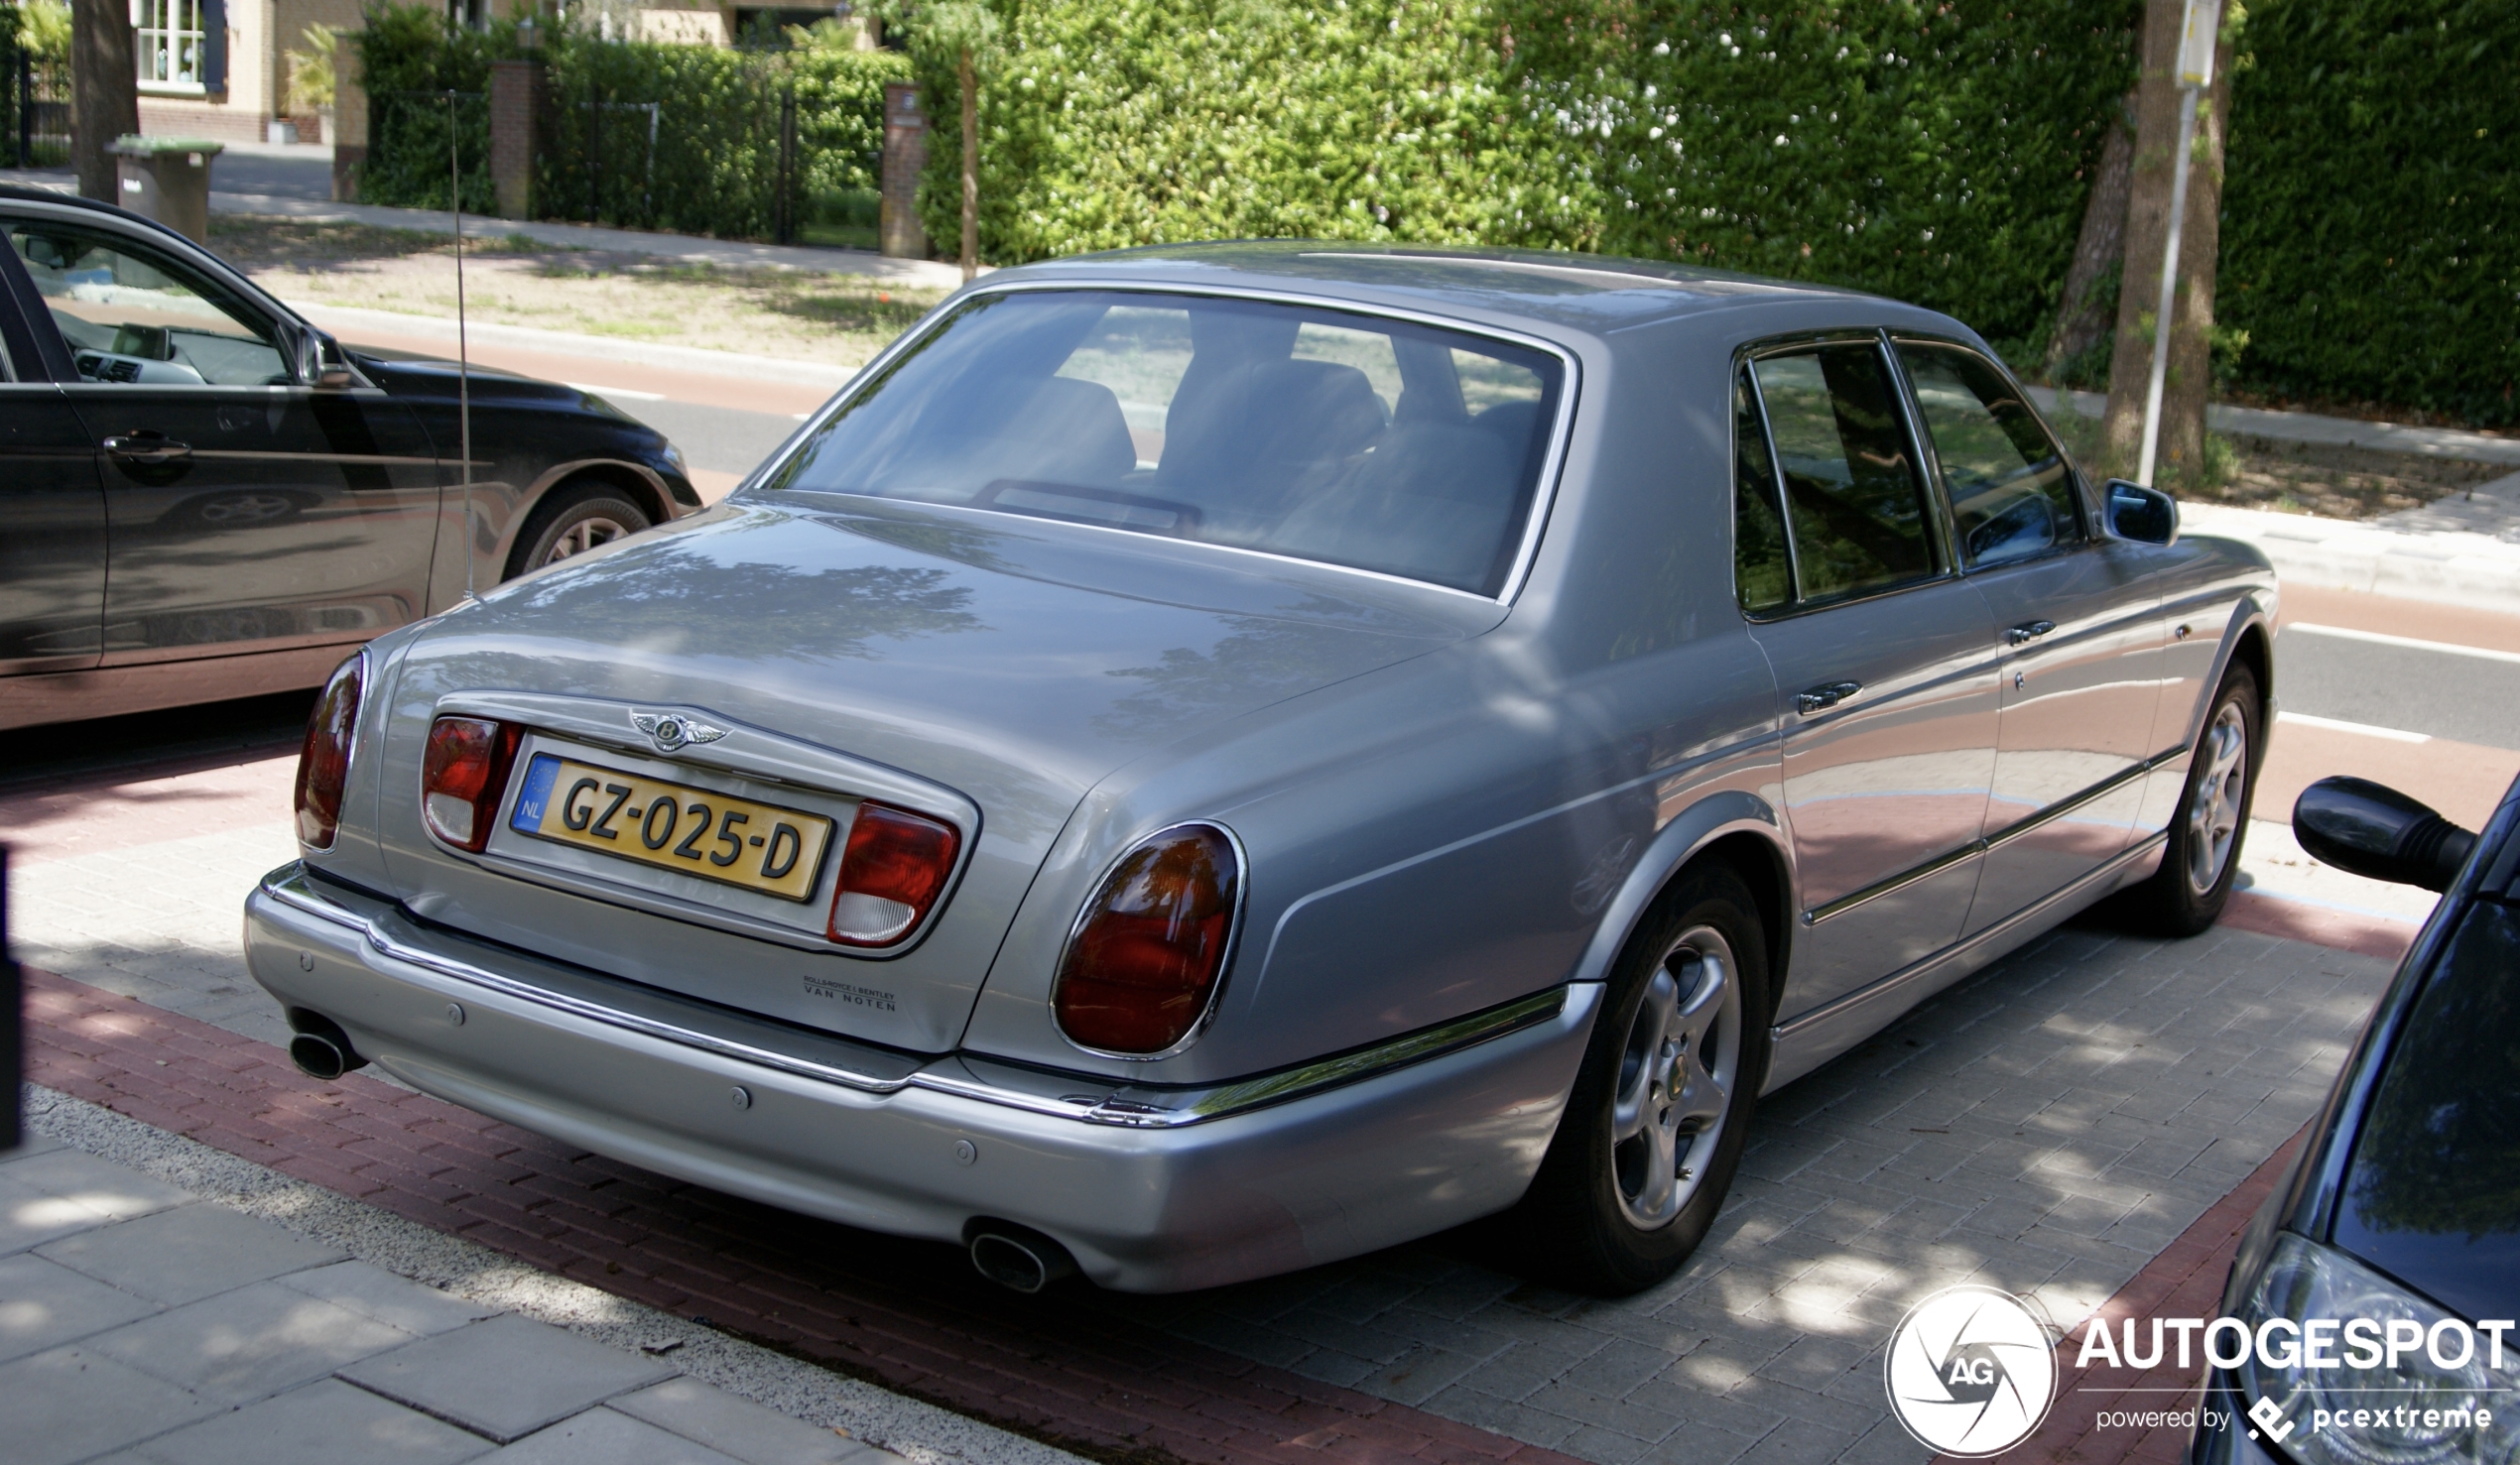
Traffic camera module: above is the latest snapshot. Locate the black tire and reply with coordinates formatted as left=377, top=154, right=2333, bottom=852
left=504, top=482, right=652, bottom=580
left=1512, top=863, right=1772, bottom=1295
left=2121, top=664, right=2262, bottom=937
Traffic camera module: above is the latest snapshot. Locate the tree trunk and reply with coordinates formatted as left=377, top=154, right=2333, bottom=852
left=2044, top=90, right=2137, bottom=379
left=2101, top=0, right=2235, bottom=487
left=958, top=45, right=977, bottom=283
left=71, top=0, right=139, bottom=202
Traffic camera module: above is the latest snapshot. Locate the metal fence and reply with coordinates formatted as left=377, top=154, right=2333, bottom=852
left=3, top=36, right=71, bottom=169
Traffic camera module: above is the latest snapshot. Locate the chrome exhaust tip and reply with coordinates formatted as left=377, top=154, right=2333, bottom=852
left=285, top=1010, right=366, bottom=1080
left=966, top=1223, right=1079, bottom=1293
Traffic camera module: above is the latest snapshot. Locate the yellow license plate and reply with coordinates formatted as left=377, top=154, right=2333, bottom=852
left=509, top=753, right=836, bottom=903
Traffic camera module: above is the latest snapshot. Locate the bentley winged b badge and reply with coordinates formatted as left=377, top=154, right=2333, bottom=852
left=631, top=709, right=728, bottom=753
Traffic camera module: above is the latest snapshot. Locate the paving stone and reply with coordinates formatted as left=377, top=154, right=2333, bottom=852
left=0, top=1170, right=120, bottom=1256
left=278, top=1261, right=504, bottom=1337
left=37, top=1201, right=347, bottom=1304
left=491, top=1406, right=748, bottom=1463
left=90, top=1278, right=417, bottom=1404
left=115, top=1378, right=493, bottom=1465
left=612, top=1377, right=893, bottom=1465
left=340, top=1313, right=680, bottom=1443
left=0, top=1344, right=223, bottom=1465
left=0, top=1252, right=157, bottom=1363
left=0, top=1147, right=191, bottom=1221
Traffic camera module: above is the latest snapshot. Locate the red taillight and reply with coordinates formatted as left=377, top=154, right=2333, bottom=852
left=1053, top=824, right=1241, bottom=1055
left=421, top=716, right=522, bottom=852
left=294, top=652, right=366, bottom=850
left=827, top=802, right=961, bottom=946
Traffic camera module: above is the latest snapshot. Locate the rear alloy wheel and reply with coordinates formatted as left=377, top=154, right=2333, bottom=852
left=1516, top=863, right=1770, bottom=1295
left=2123, top=664, right=2261, bottom=937
left=505, top=483, right=651, bottom=580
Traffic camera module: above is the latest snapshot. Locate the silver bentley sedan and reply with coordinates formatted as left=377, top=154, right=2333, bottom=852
left=243, top=245, right=2275, bottom=1296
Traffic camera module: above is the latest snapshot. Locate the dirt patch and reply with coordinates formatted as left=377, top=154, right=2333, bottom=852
left=2042, top=400, right=2506, bottom=520
left=210, top=215, right=945, bottom=370
left=2207, top=434, right=2507, bottom=520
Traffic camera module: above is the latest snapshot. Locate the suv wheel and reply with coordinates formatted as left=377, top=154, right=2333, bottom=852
left=505, top=482, right=651, bottom=579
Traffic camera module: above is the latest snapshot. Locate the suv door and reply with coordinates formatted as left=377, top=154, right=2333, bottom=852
left=1733, top=338, right=2001, bottom=1023
left=3, top=210, right=441, bottom=671
left=0, top=239, right=108, bottom=723
left=1893, top=340, right=2166, bottom=932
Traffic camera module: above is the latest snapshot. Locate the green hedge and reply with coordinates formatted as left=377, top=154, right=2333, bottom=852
left=354, top=5, right=905, bottom=241
left=2221, top=0, right=2519, bottom=426
left=912, top=0, right=2137, bottom=356
left=353, top=4, right=499, bottom=213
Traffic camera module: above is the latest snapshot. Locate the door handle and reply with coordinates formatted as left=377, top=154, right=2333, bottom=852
left=102, top=432, right=192, bottom=463
left=1795, top=680, right=1863, bottom=715
left=2006, top=619, right=2057, bottom=646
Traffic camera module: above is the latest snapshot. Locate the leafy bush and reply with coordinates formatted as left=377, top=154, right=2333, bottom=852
left=352, top=4, right=501, bottom=211
left=2221, top=0, right=2518, bottom=425
left=906, top=0, right=2137, bottom=355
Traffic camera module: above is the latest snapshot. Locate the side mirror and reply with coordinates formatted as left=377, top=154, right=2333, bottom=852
left=2294, top=776, right=2476, bottom=893
left=294, top=328, right=354, bottom=390
left=2102, top=479, right=2178, bottom=545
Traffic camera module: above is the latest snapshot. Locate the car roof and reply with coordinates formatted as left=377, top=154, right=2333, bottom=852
left=0, top=182, right=188, bottom=243
left=984, top=239, right=1912, bottom=339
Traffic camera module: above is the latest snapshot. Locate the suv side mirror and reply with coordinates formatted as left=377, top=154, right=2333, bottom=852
left=2101, top=479, right=2178, bottom=544
left=2294, top=776, right=2476, bottom=893
left=294, top=328, right=354, bottom=390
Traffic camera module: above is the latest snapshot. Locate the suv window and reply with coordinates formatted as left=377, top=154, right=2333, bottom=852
left=6, top=218, right=286, bottom=386
left=1748, top=343, right=1938, bottom=605
left=1898, top=342, right=2081, bottom=569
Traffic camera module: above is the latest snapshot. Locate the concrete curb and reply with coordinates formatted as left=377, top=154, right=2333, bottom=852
left=2181, top=491, right=2520, bottom=614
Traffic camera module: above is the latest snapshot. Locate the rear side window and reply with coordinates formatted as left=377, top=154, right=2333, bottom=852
left=1731, top=369, right=1791, bottom=614
left=763, top=290, right=1566, bottom=596
left=1899, top=342, right=2081, bottom=569
left=1745, top=343, right=1939, bottom=607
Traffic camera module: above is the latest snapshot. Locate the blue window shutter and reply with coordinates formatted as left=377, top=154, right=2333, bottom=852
left=202, top=0, right=226, bottom=92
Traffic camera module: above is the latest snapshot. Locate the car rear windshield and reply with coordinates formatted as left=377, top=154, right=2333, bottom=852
left=760, top=290, right=1567, bottom=596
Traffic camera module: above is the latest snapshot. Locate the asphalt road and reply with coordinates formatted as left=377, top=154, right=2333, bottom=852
left=596, top=392, right=812, bottom=480
left=2275, top=624, right=2520, bottom=749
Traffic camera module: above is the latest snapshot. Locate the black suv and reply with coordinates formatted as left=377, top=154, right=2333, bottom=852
left=0, top=185, right=700, bottom=730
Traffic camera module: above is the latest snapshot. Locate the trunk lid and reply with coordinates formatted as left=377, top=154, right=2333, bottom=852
left=373, top=494, right=1491, bottom=1051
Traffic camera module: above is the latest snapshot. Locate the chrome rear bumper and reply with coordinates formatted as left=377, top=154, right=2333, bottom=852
left=244, top=862, right=1597, bottom=1291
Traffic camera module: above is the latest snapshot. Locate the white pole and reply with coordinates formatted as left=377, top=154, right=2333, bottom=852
left=450, top=91, right=474, bottom=602
left=2138, top=0, right=2220, bottom=489
left=2135, top=86, right=2199, bottom=489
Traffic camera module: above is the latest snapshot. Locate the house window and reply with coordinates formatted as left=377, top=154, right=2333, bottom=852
left=136, top=0, right=206, bottom=91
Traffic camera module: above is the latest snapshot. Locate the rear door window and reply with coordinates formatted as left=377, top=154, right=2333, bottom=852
left=1898, top=342, right=2082, bottom=569
left=763, top=290, right=1566, bottom=597
left=1747, top=343, right=1940, bottom=606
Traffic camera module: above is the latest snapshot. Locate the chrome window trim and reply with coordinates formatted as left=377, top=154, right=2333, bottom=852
left=261, top=862, right=1568, bottom=1128
left=1048, top=819, right=1252, bottom=1063
left=756, top=278, right=1583, bottom=607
